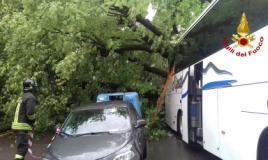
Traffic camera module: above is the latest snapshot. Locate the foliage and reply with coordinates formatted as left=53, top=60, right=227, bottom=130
left=141, top=98, right=168, bottom=141
left=145, top=107, right=168, bottom=141
left=0, top=0, right=208, bottom=132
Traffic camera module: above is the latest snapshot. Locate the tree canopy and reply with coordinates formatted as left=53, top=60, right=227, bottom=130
left=0, top=0, right=208, bottom=132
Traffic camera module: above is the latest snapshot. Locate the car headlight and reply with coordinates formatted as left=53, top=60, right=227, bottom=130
left=113, top=150, right=135, bottom=160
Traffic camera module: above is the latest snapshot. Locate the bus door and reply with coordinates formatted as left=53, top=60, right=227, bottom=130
left=188, top=62, right=203, bottom=145
left=181, top=68, right=190, bottom=143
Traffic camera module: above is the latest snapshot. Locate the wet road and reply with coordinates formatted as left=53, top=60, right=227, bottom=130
left=0, top=132, right=220, bottom=160
left=147, top=135, right=220, bottom=160
left=0, top=132, right=51, bottom=160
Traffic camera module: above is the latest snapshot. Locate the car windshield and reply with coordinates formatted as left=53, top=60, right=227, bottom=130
left=61, top=107, right=131, bottom=136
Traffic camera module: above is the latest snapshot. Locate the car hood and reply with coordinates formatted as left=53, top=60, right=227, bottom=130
left=47, top=132, right=132, bottom=160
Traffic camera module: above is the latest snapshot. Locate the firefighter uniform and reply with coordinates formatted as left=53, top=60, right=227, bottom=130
left=12, top=80, right=37, bottom=160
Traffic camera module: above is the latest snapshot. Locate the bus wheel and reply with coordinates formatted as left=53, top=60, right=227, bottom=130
left=177, top=110, right=182, bottom=139
left=257, top=128, right=268, bottom=160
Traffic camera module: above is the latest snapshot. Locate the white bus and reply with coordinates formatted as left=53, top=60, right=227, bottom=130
left=165, top=0, right=268, bottom=160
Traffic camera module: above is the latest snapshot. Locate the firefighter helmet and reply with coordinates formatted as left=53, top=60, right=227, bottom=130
left=23, top=79, right=37, bottom=92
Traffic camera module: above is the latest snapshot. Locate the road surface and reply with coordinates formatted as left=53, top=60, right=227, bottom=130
left=0, top=132, right=220, bottom=160
left=147, top=135, right=220, bottom=160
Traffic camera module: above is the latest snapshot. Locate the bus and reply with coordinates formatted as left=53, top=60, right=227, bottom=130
left=165, top=0, right=268, bottom=160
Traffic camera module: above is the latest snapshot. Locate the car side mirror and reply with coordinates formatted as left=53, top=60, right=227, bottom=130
left=135, top=119, right=146, bottom=128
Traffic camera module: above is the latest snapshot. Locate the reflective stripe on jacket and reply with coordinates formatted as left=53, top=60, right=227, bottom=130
left=12, top=98, right=32, bottom=131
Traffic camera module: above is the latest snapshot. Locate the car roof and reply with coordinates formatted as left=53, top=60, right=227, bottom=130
left=72, top=101, right=131, bottom=112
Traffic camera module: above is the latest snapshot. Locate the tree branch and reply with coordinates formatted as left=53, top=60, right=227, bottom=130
left=135, top=15, right=163, bottom=36
left=115, top=44, right=152, bottom=53
left=143, top=64, right=167, bottom=77
left=108, top=5, right=163, bottom=36
left=127, top=57, right=167, bottom=77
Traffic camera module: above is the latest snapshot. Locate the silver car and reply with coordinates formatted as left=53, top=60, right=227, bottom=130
left=43, top=101, right=147, bottom=160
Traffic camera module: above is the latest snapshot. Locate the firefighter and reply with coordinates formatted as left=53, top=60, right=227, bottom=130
left=12, top=79, right=37, bottom=160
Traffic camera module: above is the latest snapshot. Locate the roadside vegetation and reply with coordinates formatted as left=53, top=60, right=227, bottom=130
left=0, top=0, right=208, bottom=139
left=144, top=106, right=168, bottom=141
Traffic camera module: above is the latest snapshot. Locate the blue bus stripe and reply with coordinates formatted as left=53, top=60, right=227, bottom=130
left=181, top=91, right=188, bottom=99
left=180, top=80, right=237, bottom=99
left=202, top=80, right=237, bottom=90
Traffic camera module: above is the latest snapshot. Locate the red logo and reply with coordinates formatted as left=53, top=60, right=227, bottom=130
left=224, top=12, right=264, bottom=57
